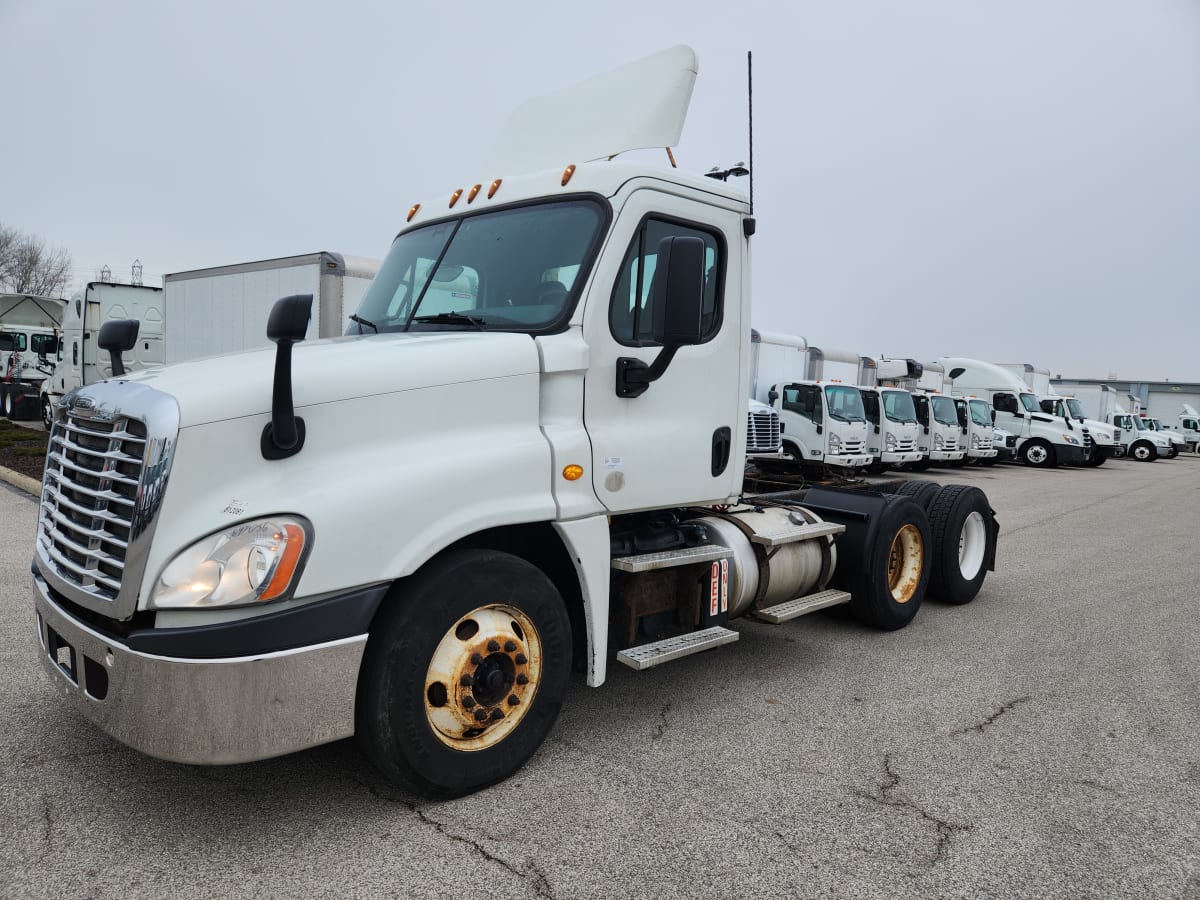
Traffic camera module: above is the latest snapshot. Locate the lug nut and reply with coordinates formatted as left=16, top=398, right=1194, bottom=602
left=504, top=640, right=517, bottom=652
left=487, top=639, right=500, bottom=652
left=516, top=674, right=529, bottom=685
left=490, top=708, right=505, bottom=721
left=462, top=696, right=476, bottom=709
left=508, top=694, right=519, bottom=706
left=460, top=674, right=473, bottom=686
left=474, top=708, right=488, bottom=722
left=470, top=653, right=484, bottom=665
left=515, top=653, right=527, bottom=665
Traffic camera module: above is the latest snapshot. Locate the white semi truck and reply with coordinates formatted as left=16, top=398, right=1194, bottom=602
left=1059, top=383, right=1170, bottom=462
left=30, top=46, right=1001, bottom=797
left=752, top=331, right=872, bottom=470
left=162, top=252, right=381, bottom=364
left=938, top=358, right=1092, bottom=468
left=1177, top=404, right=1199, bottom=453
left=0, top=293, right=67, bottom=419
left=38, top=283, right=165, bottom=427
left=1139, top=416, right=1185, bottom=457
left=999, top=363, right=1118, bottom=466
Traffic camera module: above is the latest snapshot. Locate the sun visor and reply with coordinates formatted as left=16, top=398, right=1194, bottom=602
left=486, top=45, right=698, bottom=176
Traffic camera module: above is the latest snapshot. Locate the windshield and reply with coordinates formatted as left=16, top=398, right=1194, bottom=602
left=881, top=390, right=918, bottom=424
left=352, top=199, right=606, bottom=333
left=1019, top=392, right=1041, bottom=414
left=930, top=395, right=958, bottom=426
left=1132, top=416, right=1147, bottom=430
left=969, top=399, right=991, bottom=427
left=1066, top=399, right=1085, bottom=420
left=824, top=385, right=866, bottom=422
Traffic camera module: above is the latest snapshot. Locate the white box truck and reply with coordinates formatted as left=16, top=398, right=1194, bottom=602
left=162, top=252, right=380, bottom=364
left=29, top=46, right=1003, bottom=798
left=1177, top=404, right=1199, bottom=453
left=0, top=293, right=67, bottom=419
left=877, top=360, right=966, bottom=466
left=1058, top=383, right=1170, bottom=462
left=856, top=357, right=922, bottom=472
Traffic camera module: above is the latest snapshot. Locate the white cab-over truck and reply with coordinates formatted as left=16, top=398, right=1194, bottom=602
left=751, top=331, right=872, bottom=470
left=877, top=360, right=966, bottom=466
left=938, top=358, right=1092, bottom=468
left=856, top=357, right=922, bottom=471
left=31, top=47, right=1001, bottom=797
left=0, top=293, right=67, bottom=420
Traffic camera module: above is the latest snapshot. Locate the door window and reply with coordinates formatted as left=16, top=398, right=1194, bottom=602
left=610, top=217, right=723, bottom=346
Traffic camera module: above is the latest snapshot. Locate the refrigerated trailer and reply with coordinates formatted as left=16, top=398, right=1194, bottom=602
left=163, top=252, right=380, bottom=364
left=30, top=46, right=1002, bottom=798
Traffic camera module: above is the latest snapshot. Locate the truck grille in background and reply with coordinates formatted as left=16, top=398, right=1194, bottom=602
left=842, top=439, right=866, bottom=454
left=746, top=410, right=781, bottom=453
left=39, top=412, right=147, bottom=602
left=1083, top=432, right=1093, bottom=453
left=897, top=439, right=915, bottom=452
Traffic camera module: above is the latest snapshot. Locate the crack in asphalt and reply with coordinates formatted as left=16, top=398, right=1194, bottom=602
left=347, top=770, right=556, bottom=899
left=41, top=794, right=53, bottom=851
left=852, top=754, right=970, bottom=869
left=953, top=696, right=1032, bottom=736
left=652, top=702, right=672, bottom=741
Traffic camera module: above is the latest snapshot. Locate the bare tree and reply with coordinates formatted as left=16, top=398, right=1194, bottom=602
left=0, top=223, right=73, bottom=297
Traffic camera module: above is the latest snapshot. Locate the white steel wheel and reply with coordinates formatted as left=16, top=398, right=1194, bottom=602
left=424, top=605, right=542, bottom=751
left=958, top=511, right=987, bottom=580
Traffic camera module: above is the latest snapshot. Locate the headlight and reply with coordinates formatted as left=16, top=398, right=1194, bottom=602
left=151, top=516, right=312, bottom=609
left=933, top=433, right=944, bottom=449
left=828, top=433, right=842, bottom=453
left=1061, top=434, right=1079, bottom=445
left=884, top=432, right=897, bottom=450
left=971, top=433, right=981, bottom=448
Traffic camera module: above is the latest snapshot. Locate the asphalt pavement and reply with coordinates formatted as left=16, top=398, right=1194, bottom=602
left=1, top=455, right=1197, bottom=898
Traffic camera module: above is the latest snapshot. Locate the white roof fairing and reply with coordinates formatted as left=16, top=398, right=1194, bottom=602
left=485, top=45, right=699, bottom=176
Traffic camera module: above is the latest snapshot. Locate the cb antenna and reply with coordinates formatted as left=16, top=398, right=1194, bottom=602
left=747, top=50, right=754, bottom=215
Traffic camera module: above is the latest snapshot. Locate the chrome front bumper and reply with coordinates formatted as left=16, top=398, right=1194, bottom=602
left=33, top=575, right=366, bottom=765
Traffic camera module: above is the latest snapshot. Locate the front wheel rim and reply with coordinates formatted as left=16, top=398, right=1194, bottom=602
left=424, top=604, right=541, bottom=751
left=1027, top=446, right=1047, bottom=464
left=887, top=524, right=924, bottom=604
left=958, top=511, right=987, bottom=579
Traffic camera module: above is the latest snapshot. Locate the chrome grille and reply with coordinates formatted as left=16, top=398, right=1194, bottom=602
left=35, top=382, right=179, bottom=620
left=39, top=414, right=147, bottom=600
left=746, top=410, right=781, bottom=453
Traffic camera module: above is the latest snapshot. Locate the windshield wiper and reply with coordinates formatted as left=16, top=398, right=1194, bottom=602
left=349, top=314, right=378, bottom=334
left=411, top=311, right=487, bottom=331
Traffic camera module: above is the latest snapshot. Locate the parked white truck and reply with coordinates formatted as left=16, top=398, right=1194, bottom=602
left=30, top=46, right=1001, bottom=797
left=163, top=251, right=381, bottom=364
left=1139, top=416, right=1185, bottom=457
left=999, top=363, right=1118, bottom=466
left=953, top=396, right=998, bottom=464
left=0, top=293, right=66, bottom=419
left=1177, top=404, right=1200, bottom=453
left=752, top=331, right=872, bottom=470
left=938, top=358, right=1092, bottom=467
left=38, top=283, right=164, bottom=427
left=1059, top=383, right=1169, bottom=462
left=876, top=360, right=965, bottom=467
left=856, top=357, right=922, bottom=472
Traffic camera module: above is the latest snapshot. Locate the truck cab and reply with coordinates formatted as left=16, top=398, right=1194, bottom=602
left=1141, top=417, right=1184, bottom=457
left=1177, top=404, right=1200, bottom=453
left=1111, top=407, right=1171, bottom=461
left=858, top=385, right=921, bottom=469
left=911, top=390, right=966, bottom=463
left=770, top=380, right=872, bottom=469
left=956, top=397, right=997, bottom=462
left=1038, top=394, right=1118, bottom=465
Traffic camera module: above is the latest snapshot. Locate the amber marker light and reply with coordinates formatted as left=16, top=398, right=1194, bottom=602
left=407, top=204, right=421, bottom=222
left=561, top=164, right=576, bottom=186
left=562, top=464, right=584, bottom=481
left=488, top=179, right=502, bottom=198
left=449, top=188, right=464, bottom=208
left=258, top=524, right=307, bottom=602
left=467, top=183, right=482, bottom=203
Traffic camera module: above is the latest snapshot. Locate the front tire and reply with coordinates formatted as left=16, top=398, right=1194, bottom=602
left=1020, top=439, right=1056, bottom=468
left=1130, top=440, right=1157, bottom=462
left=41, top=395, right=53, bottom=428
left=356, top=549, right=572, bottom=797
left=926, top=485, right=995, bottom=605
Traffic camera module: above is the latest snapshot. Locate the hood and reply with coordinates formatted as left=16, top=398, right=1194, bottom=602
left=118, top=331, right=541, bottom=428
left=748, top=398, right=775, bottom=415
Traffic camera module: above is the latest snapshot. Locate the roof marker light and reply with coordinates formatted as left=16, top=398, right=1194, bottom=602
left=488, top=179, right=502, bottom=198
left=407, top=204, right=421, bottom=222
left=561, top=164, right=576, bottom=186
left=449, top=188, right=463, bottom=208
left=467, top=183, right=482, bottom=204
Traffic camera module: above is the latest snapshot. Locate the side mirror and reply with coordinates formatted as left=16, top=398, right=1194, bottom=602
left=991, top=410, right=996, bottom=424
left=262, top=294, right=312, bottom=460
left=768, top=389, right=779, bottom=405
left=97, top=319, right=140, bottom=377
left=616, top=236, right=706, bottom=399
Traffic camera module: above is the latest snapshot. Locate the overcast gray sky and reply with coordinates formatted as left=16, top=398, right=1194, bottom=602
left=4, top=0, right=1198, bottom=380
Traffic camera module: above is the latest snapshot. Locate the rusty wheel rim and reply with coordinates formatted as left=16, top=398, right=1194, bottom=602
left=887, top=524, right=924, bottom=604
left=424, top=605, right=541, bottom=751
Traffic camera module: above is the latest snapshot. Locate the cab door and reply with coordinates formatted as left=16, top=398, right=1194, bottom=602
left=581, top=186, right=747, bottom=513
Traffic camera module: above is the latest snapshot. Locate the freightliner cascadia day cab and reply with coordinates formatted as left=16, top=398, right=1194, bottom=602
left=39, top=284, right=164, bottom=428
left=0, top=292, right=66, bottom=420
left=998, top=362, right=1118, bottom=466
left=31, top=47, right=1001, bottom=797
left=751, top=332, right=871, bottom=470
left=937, top=357, right=1092, bottom=468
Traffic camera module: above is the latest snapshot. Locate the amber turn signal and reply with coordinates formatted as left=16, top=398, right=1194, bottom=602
left=562, top=464, right=584, bottom=481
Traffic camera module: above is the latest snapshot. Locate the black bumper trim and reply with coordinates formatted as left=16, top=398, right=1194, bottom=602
left=124, top=584, right=390, bottom=659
